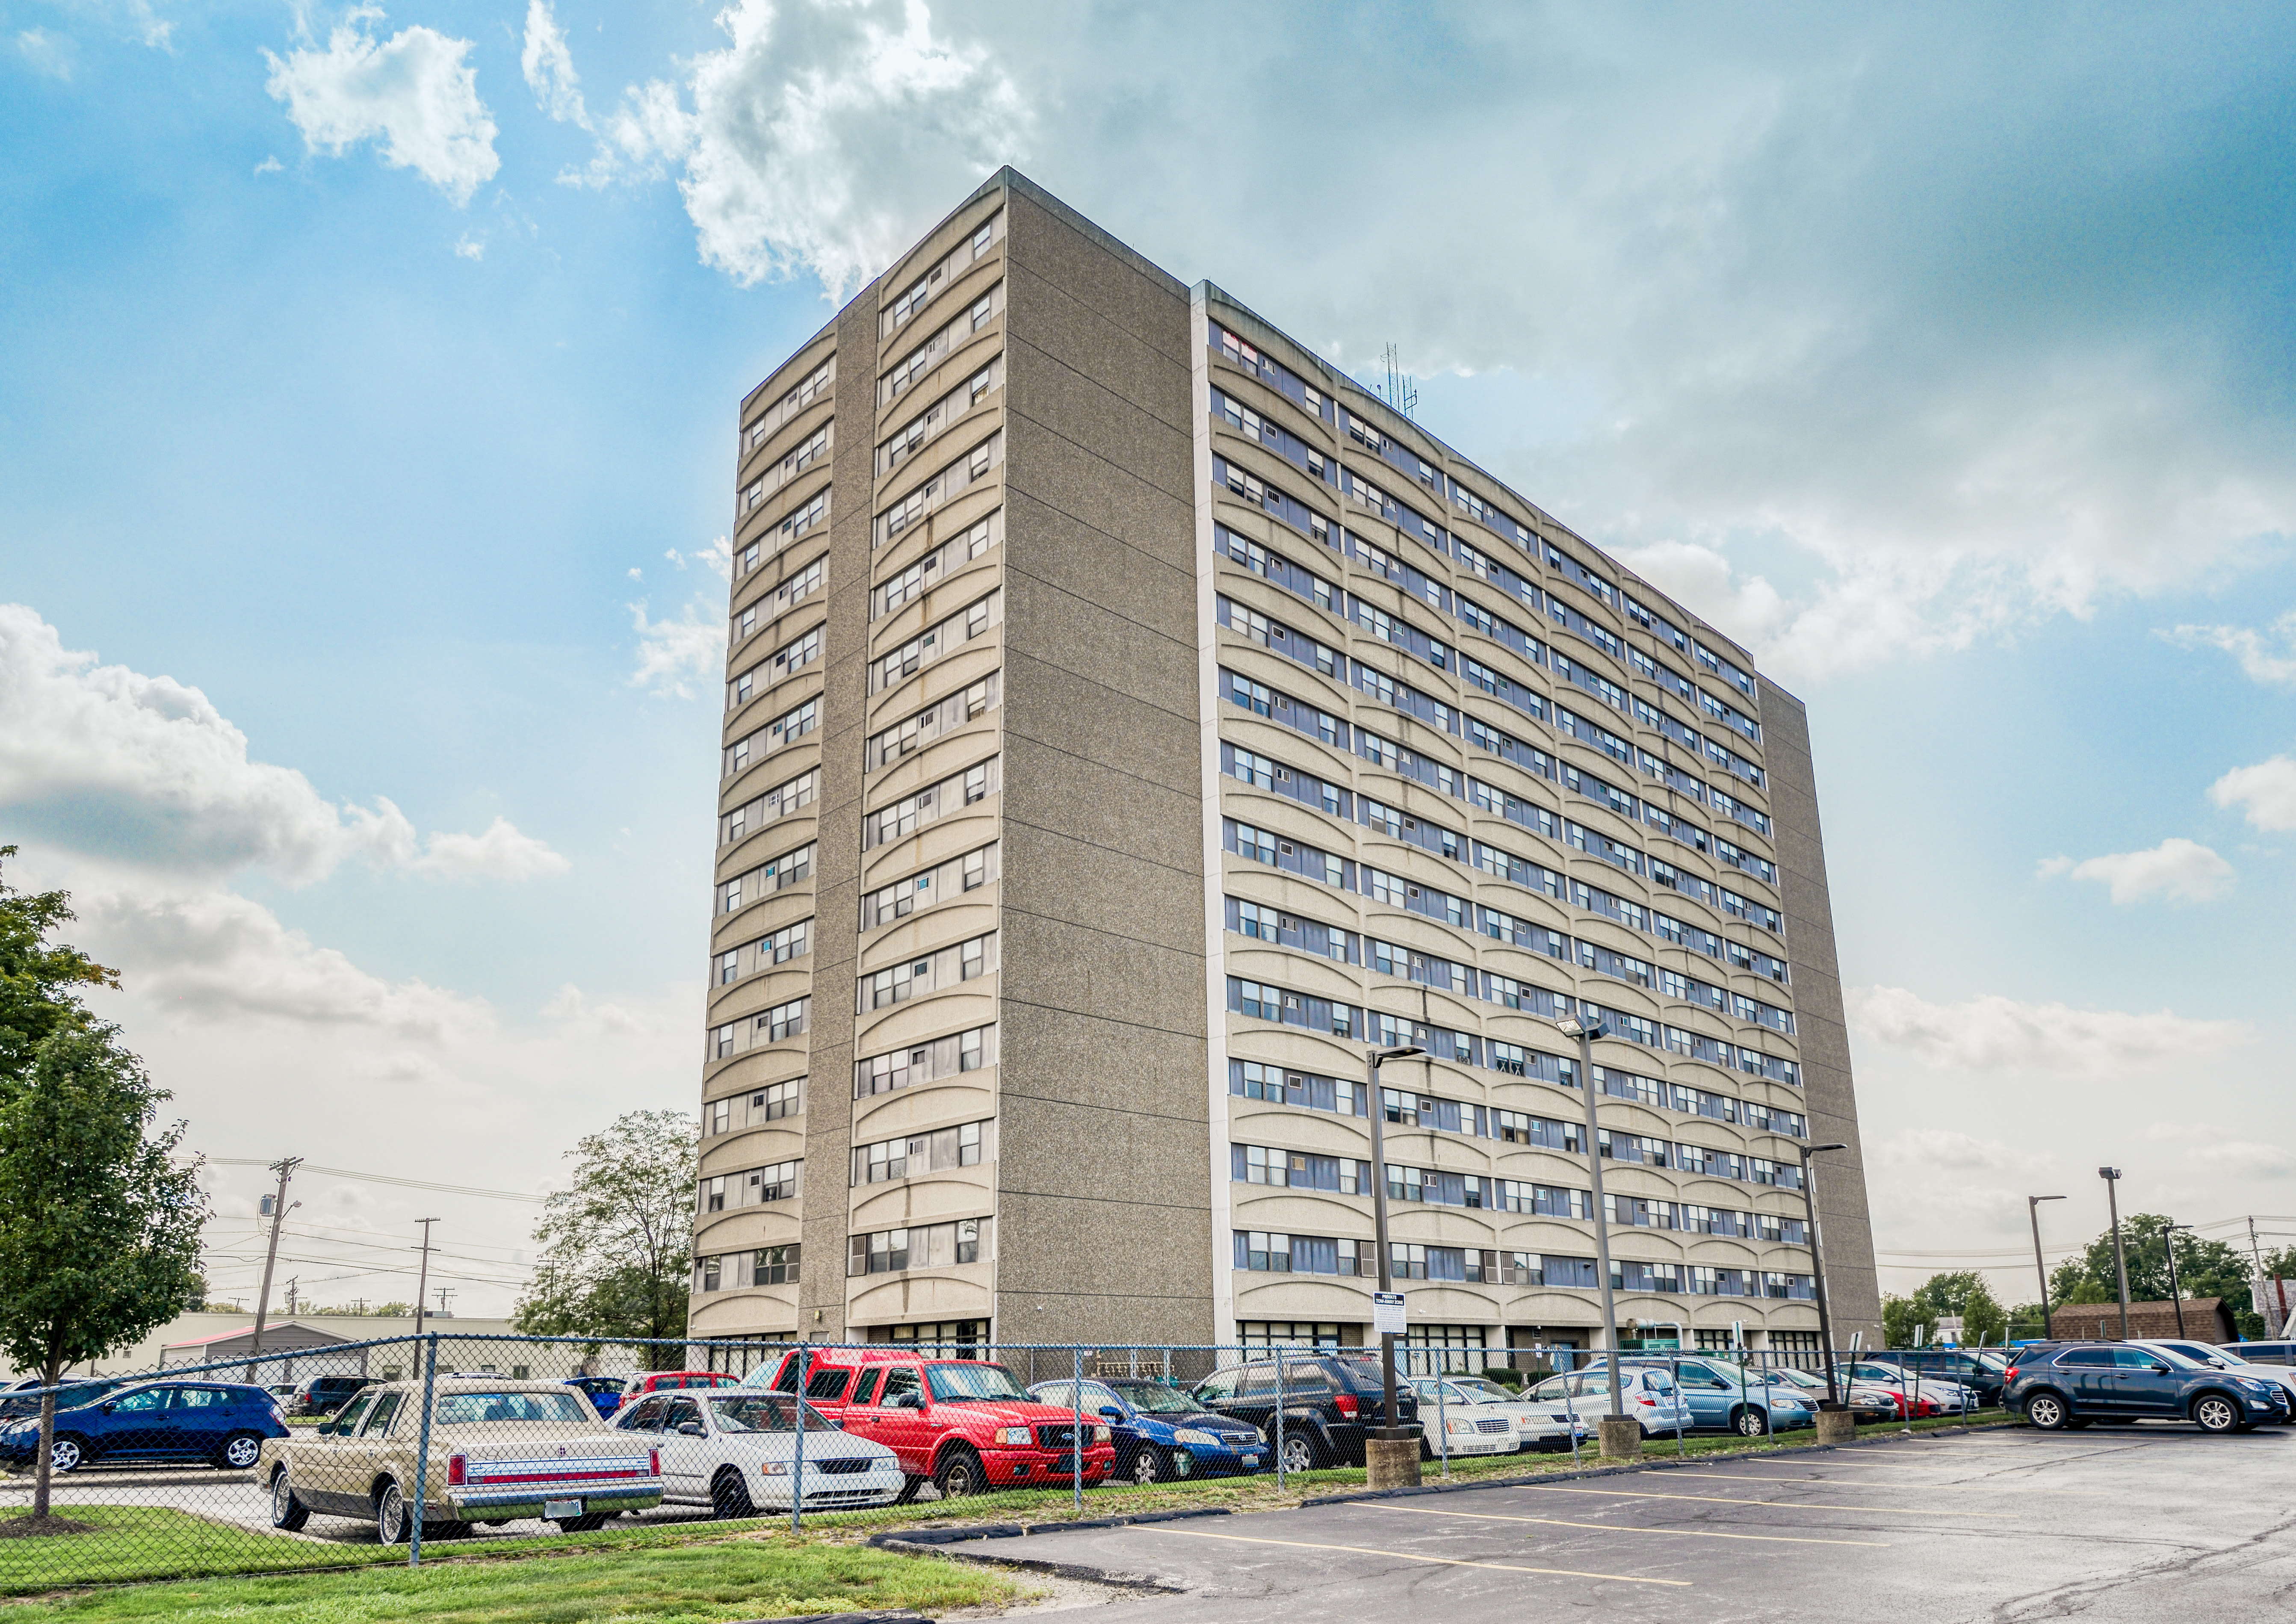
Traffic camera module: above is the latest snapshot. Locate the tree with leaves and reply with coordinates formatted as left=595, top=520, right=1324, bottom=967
left=514, top=1110, right=697, bottom=1365
left=0, top=852, right=207, bottom=1525
left=2048, top=1214, right=2262, bottom=1336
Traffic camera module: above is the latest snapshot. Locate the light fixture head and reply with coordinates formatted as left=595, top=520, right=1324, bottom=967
left=2098, top=1166, right=2120, bottom=1180
left=1557, top=1017, right=1584, bottom=1037
left=2033, top=1193, right=2066, bottom=1203
left=1806, top=1141, right=1847, bottom=1155
left=1374, top=1044, right=1424, bottom=1063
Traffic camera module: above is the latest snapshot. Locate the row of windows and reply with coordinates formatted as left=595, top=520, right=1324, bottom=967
left=854, top=1022, right=996, bottom=1098
left=865, top=756, right=998, bottom=849
left=721, top=767, right=816, bottom=850
left=881, top=211, right=1001, bottom=338
left=851, top=1119, right=989, bottom=1185
left=866, top=674, right=998, bottom=771
left=880, top=283, right=1002, bottom=407
left=742, top=421, right=830, bottom=515
left=710, top=996, right=810, bottom=1060
left=724, top=694, right=817, bottom=781
left=869, top=591, right=999, bottom=693
left=743, top=357, right=831, bottom=455
left=878, top=357, right=1002, bottom=478
left=694, top=1243, right=800, bottom=1293
left=718, top=840, right=813, bottom=916
left=859, top=930, right=997, bottom=1010
left=704, top=1079, right=801, bottom=1137
left=1233, top=1232, right=1597, bottom=1289
left=1227, top=1060, right=1807, bottom=1142
left=861, top=842, right=998, bottom=930
left=728, top=623, right=821, bottom=712
left=848, top=1217, right=987, bottom=1275
left=732, top=553, right=824, bottom=651
left=1232, top=1143, right=1371, bottom=1194
left=716, top=917, right=808, bottom=986
left=876, top=433, right=1003, bottom=548
left=736, top=487, right=829, bottom=581
left=699, top=1158, right=801, bottom=1212
left=871, top=512, right=999, bottom=621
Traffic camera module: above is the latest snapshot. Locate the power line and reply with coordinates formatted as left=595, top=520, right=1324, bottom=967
left=205, top=1159, right=547, bottom=1204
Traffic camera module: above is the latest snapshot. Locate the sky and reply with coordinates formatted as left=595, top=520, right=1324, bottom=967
left=3, top=0, right=2293, bottom=1321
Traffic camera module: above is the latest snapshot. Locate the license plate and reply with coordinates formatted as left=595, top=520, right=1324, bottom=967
left=544, top=1498, right=583, bottom=1519
left=1241, top=1454, right=1260, bottom=1466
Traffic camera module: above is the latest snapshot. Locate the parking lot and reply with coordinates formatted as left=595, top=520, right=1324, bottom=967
left=1008, top=1425, right=2296, bottom=1622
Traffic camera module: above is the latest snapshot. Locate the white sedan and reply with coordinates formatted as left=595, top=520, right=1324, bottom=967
left=1526, top=1367, right=1696, bottom=1438
left=616, top=1390, right=903, bottom=1515
left=1411, top=1376, right=1589, bottom=1453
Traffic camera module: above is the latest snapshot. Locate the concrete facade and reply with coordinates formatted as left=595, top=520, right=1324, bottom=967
left=688, top=168, right=1883, bottom=1358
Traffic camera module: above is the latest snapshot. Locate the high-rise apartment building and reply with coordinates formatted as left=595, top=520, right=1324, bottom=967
left=689, top=168, right=1882, bottom=1361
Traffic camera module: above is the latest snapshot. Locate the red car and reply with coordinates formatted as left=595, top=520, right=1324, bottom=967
left=759, top=1348, right=1114, bottom=1499
left=623, top=1370, right=743, bottom=1400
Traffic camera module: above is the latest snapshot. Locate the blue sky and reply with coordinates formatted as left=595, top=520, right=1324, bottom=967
left=4, top=0, right=2293, bottom=1316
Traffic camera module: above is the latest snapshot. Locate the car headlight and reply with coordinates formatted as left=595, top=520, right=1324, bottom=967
left=1173, top=1427, right=1218, bottom=1446
left=2237, top=1378, right=2273, bottom=1393
left=993, top=1427, right=1031, bottom=1446
left=1447, top=1417, right=1476, bottom=1433
left=758, top=1461, right=790, bottom=1476
left=1094, top=1425, right=1111, bottom=1441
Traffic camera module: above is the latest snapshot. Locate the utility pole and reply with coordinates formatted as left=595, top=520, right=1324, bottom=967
left=434, top=1288, right=454, bottom=1318
left=284, top=1277, right=298, bottom=1317
left=2252, top=1217, right=2290, bottom=1337
left=2099, top=1168, right=2131, bottom=1340
left=248, top=1157, right=303, bottom=1361
left=1558, top=1016, right=1626, bottom=1427
left=413, top=1219, right=439, bottom=1337
left=2029, top=1195, right=2066, bottom=1340
left=2164, top=1223, right=2192, bottom=1338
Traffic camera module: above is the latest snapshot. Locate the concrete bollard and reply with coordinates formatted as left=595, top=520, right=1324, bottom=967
left=1365, top=1437, right=1423, bottom=1488
left=1814, top=1408, right=1858, bottom=1445
left=1596, top=1416, right=1643, bottom=1459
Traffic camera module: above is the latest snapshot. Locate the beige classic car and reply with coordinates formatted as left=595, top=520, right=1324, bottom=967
left=261, top=1379, right=663, bottom=1542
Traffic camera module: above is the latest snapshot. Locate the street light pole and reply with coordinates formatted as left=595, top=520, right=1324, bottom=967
left=1366, top=1043, right=1423, bottom=1443
left=2164, top=1223, right=2193, bottom=1338
left=1557, top=1017, right=1625, bottom=1424
left=2098, top=1169, right=2130, bottom=1340
left=1797, top=1142, right=1848, bottom=1408
left=2028, top=1195, right=2066, bottom=1340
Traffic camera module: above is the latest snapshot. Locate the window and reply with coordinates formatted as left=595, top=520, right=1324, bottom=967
left=861, top=842, right=1000, bottom=929
left=846, top=1217, right=992, bottom=1275
left=853, top=1023, right=998, bottom=1097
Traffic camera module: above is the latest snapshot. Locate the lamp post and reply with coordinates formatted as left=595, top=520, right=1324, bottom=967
left=2028, top=1195, right=2066, bottom=1340
left=2099, top=1168, right=2131, bottom=1340
left=2164, top=1222, right=2193, bottom=1338
left=1556, top=1016, right=1625, bottom=1427
left=1365, top=1043, right=1424, bottom=1446
left=1796, top=1142, right=1848, bottom=1408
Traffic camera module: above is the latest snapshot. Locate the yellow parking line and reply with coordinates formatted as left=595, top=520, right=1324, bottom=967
left=1141, top=1526, right=1691, bottom=1586
left=1356, top=1502, right=1888, bottom=1547
left=1521, top=1484, right=2017, bottom=1518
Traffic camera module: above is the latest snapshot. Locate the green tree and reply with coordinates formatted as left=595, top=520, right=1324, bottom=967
left=514, top=1110, right=697, bottom=1365
left=2051, top=1214, right=2263, bottom=1336
left=0, top=1028, right=207, bottom=1521
left=1959, top=1279, right=2008, bottom=1346
left=0, top=848, right=118, bottom=1083
left=1882, top=1294, right=1927, bottom=1349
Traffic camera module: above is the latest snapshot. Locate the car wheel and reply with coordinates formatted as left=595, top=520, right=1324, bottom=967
left=2192, top=1394, right=2242, bottom=1435
left=934, top=1447, right=984, bottom=1498
left=269, top=1468, right=310, bottom=1532
left=217, top=1431, right=264, bottom=1471
left=1279, top=1432, right=1317, bottom=1475
left=48, top=1435, right=86, bottom=1474
left=2024, top=1391, right=2071, bottom=1431
left=376, top=1481, right=411, bottom=1544
left=1734, top=1406, right=1770, bottom=1437
left=712, top=1466, right=756, bottom=1519
left=1126, top=1445, right=1164, bottom=1485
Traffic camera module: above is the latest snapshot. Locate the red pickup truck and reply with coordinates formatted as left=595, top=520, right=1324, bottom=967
left=760, top=1348, right=1113, bottom=1498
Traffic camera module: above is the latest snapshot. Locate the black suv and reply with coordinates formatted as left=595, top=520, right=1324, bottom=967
left=1191, top=1354, right=1419, bottom=1472
left=2002, top=1342, right=2288, bottom=1434
left=288, top=1375, right=372, bottom=1417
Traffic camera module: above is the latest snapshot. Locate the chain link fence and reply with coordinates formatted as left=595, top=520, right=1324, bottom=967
left=0, top=1333, right=2003, bottom=1592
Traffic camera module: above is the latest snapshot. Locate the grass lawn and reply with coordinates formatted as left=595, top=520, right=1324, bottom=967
left=0, top=1535, right=1023, bottom=1623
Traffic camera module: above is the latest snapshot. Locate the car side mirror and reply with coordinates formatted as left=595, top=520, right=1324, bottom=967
left=100, top=1402, right=117, bottom=1414
left=1098, top=1405, right=1123, bottom=1419
left=2150, top=1363, right=2171, bottom=1373
left=677, top=1422, right=705, bottom=1437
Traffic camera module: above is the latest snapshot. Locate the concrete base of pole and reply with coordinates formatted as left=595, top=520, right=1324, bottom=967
left=1814, top=1409, right=1858, bottom=1445
left=1596, top=1416, right=1643, bottom=1459
left=1365, top=1438, right=1422, bottom=1488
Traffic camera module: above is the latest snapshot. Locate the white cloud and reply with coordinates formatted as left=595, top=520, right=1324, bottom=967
left=17, top=27, right=73, bottom=77
left=2183, top=1142, right=2296, bottom=1180
left=264, top=10, right=499, bottom=206
left=453, top=232, right=483, bottom=259
left=589, top=0, right=1028, bottom=295
left=0, top=603, right=565, bottom=884
left=254, top=154, right=284, bottom=174
left=2034, top=837, right=2233, bottom=904
left=2209, top=755, right=2296, bottom=832
left=520, top=0, right=589, bottom=129
left=1845, top=985, right=2250, bottom=1078
left=627, top=599, right=726, bottom=698
left=2161, top=609, right=2296, bottom=688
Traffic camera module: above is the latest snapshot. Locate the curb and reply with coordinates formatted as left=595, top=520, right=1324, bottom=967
left=739, top=1613, right=937, bottom=1624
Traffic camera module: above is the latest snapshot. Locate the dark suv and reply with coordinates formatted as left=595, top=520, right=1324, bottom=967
left=288, top=1375, right=372, bottom=1417
left=2003, top=1342, right=2289, bottom=1434
left=1190, top=1354, right=1419, bottom=1473
left=1874, top=1349, right=2007, bottom=1407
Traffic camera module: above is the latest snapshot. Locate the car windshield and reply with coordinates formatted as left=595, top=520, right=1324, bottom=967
left=1772, top=1369, right=1820, bottom=1388
left=709, top=1394, right=838, bottom=1433
left=433, top=1391, right=594, bottom=1426
left=1106, top=1383, right=1199, bottom=1415
left=2157, top=1343, right=2230, bottom=1366
left=2146, top=1346, right=2208, bottom=1369
left=1443, top=1379, right=1514, bottom=1401
left=926, top=1363, right=1031, bottom=1403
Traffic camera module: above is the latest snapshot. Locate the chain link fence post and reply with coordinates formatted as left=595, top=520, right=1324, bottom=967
left=1433, top=1359, right=1449, bottom=1478
left=1274, top=1351, right=1286, bottom=1493
left=408, top=1331, right=438, bottom=1568
left=1071, top=1346, right=1084, bottom=1517
left=791, top=1341, right=807, bottom=1536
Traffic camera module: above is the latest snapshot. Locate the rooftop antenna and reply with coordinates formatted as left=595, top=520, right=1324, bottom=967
left=1379, top=343, right=1417, bottom=420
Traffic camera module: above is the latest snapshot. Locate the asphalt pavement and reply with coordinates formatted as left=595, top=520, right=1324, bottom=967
left=984, top=1422, right=2296, bottom=1623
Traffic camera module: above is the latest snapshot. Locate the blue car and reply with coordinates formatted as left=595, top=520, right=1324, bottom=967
left=0, top=1380, right=289, bottom=1473
left=1030, top=1377, right=1267, bottom=1484
left=565, top=1375, right=627, bottom=1418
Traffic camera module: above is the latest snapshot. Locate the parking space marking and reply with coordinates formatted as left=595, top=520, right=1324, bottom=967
left=1654, top=1469, right=2079, bottom=1494
left=1140, top=1525, right=1693, bottom=1585
left=1520, top=1483, right=2019, bottom=1517
left=1354, top=1502, right=1889, bottom=1546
